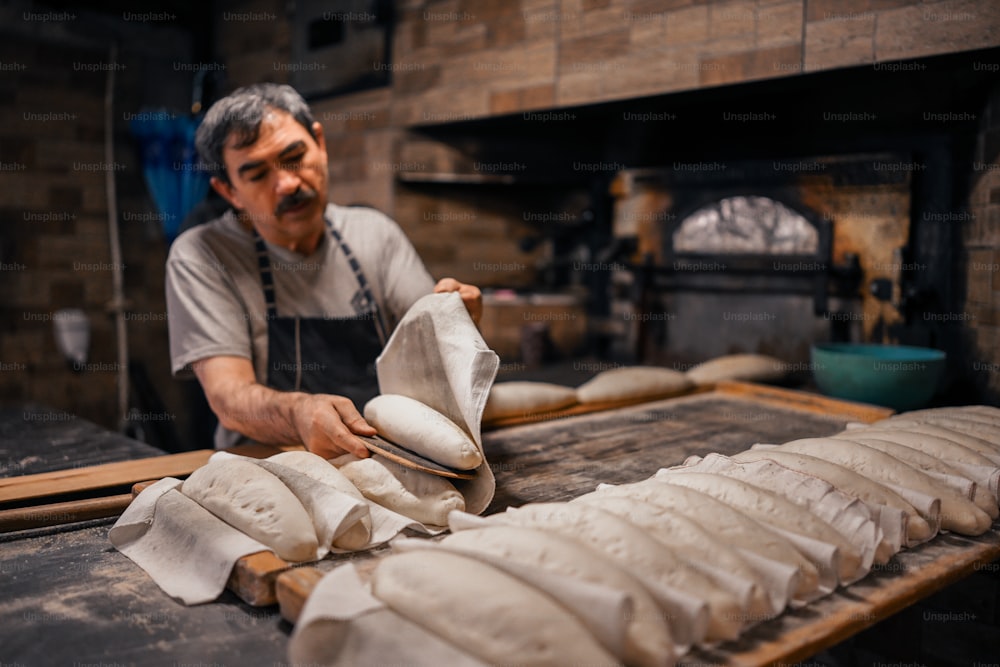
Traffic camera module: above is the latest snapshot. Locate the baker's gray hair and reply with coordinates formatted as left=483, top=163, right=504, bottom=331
left=195, top=83, right=318, bottom=183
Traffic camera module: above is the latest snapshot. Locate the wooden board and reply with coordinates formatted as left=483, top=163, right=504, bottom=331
left=687, top=530, right=1000, bottom=667
left=0, top=450, right=214, bottom=507
left=228, top=551, right=291, bottom=607
left=0, top=492, right=137, bottom=532
left=482, top=381, right=894, bottom=430
left=482, top=384, right=710, bottom=429
left=713, top=380, right=897, bottom=424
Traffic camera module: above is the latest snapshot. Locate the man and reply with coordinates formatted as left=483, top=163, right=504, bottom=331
left=166, top=83, right=481, bottom=459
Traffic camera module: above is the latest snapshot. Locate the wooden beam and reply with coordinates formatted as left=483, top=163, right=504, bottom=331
left=0, top=450, right=214, bottom=506
left=0, top=493, right=134, bottom=532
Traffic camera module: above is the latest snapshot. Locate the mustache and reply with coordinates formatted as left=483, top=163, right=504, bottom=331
left=275, top=187, right=317, bottom=216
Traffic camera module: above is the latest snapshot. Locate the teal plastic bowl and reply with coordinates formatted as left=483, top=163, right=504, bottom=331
left=811, top=343, right=946, bottom=411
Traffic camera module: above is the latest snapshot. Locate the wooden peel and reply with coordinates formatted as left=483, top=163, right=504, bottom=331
left=356, top=434, right=477, bottom=480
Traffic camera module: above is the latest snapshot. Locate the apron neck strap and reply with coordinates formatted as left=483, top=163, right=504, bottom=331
left=253, top=230, right=278, bottom=320
left=252, top=216, right=389, bottom=343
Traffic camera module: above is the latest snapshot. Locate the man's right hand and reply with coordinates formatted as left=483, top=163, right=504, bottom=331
left=193, top=355, right=373, bottom=459
left=290, top=393, right=375, bottom=459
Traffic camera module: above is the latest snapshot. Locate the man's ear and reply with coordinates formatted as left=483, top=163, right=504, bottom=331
left=310, top=121, right=327, bottom=153
left=210, top=176, right=243, bottom=210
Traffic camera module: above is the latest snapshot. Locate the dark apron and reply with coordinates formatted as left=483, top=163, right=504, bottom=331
left=255, top=218, right=388, bottom=409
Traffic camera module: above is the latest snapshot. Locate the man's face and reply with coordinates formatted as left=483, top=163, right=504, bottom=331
left=211, top=108, right=329, bottom=247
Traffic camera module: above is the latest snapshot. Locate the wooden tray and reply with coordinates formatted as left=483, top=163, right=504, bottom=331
left=482, top=384, right=711, bottom=430
left=482, top=380, right=894, bottom=430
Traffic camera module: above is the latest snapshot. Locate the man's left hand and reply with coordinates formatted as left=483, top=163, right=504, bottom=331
left=434, top=277, right=482, bottom=325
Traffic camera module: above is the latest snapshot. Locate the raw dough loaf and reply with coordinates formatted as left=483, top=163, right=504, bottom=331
left=837, top=427, right=1000, bottom=472
left=583, top=480, right=821, bottom=601
left=576, top=366, right=692, bottom=404
left=777, top=438, right=993, bottom=536
left=487, top=501, right=747, bottom=642
left=181, top=458, right=318, bottom=562
left=883, top=408, right=1000, bottom=448
left=573, top=494, right=776, bottom=619
left=873, top=418, right=1000, bottom=456
left=655, top=471, right=864, bottom=584
left=370, top=550, right=621, bottom=667
left=829, top=434, right=998, bottom=518
left=685, top=354, right=787, bottom=385
left=364, top=394, right=482, bottom=470
left=733, top=449, right=933, bottom=545
left=482, top=381, right=578, bottom=421
left=267, top=451, right=372, bottom=550
left=440, top=526, right=673, bottom=667
left=333, top=454, right=465, bottom=527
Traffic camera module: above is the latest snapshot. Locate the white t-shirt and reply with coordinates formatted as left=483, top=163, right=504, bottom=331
left=165, top=204, right=435, bottom=444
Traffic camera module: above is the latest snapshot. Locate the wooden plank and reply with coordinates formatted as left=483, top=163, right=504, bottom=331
left=0, top=493, right=134, bottom=532
left=713, top=380, right=896, bottom=424
left=0, top=450, right=214, bottom=506
left=230, top=551, right=292, bottom=607
left=695, top=532, right=1000, bottom=667
left=482, top=381, right=892, bottom=430
left=482, top=385, right=712, bottom=430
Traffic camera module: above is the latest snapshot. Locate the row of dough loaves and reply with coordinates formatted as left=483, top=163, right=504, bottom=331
left=483, top=354, right=787, bottom=421
left=347, top=405, right=1000, bottom=666
left=181, top=393, right=484, bottom=560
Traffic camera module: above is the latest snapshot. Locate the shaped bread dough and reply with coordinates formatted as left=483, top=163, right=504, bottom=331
left=482, top=381, right=578, bottom=421
left=868, top=417, right=1000, bottom=465
left=833, top=428, right=1000, bottom=473
left=370, top=550, right=621, bottom=667
left=680, top=454, right=889, bottom=565
left=829, top=435, right=998, bottom=518
left=655, top=471, right=865, bottom=584
left=685, top=354, right=787, bottom=385
left=881, top=408, right=1000, bottom=449
left=441, top=526, right=674, bottom=667
left=733, top=449, right=934, bottom=545
left=576, top=366, right=692, bottom=404
left=585, top=480, right=821, bottom=602
left=777, top=438, right=993, bottom=536
left=573, top=494, right=777, bottom=619
left=364, top=394, right=482, bottom=470
left=268, top=450, right=372, bottom=550
left=181, top=458, right=318, bottom=562
left=485, top=501, right=746, bottom=642
left=334, top=454, right=465, bottom=527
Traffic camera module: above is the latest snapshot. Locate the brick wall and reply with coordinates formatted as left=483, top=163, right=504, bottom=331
left=213, top=0, right=1000, bottom=263
left=963, top=81, right=1000, bottom=401
left=0, top=8, right=197, bottom=442
left=207, top=0, right=1000, bottom=367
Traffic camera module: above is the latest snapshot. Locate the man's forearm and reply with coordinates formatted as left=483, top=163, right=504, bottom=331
left=192, top=356, right=373, bottom=458
left=210, top=380, right=306, bottom=446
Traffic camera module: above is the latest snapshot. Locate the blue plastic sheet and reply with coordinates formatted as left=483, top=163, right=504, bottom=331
left=129, top=111, right=210, bottom=242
